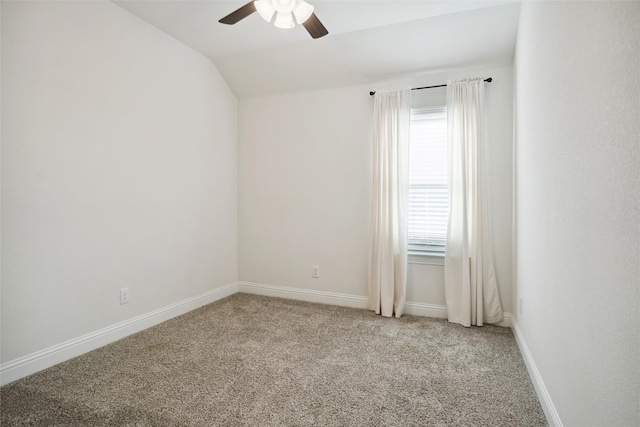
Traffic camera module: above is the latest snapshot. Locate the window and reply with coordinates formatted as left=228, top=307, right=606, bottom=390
left=408, top=106, right=448, bottom=254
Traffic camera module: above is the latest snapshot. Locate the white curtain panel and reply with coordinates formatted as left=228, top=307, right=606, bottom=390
left=369, top=89, right=411, bottom=318
left=444, top=78, right=503, bottom=327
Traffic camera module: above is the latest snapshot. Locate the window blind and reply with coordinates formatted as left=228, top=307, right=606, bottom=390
left=408, top=106, right=448, bottom=252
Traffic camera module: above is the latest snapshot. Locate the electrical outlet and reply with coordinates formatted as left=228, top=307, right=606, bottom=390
left=120, top=288, right=130, bottom=305
left=518, top=297, right=523, bottom=314
left=312, top=265, right=320, bottom=278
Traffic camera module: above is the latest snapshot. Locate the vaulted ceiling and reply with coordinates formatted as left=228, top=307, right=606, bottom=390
left=113, top=1, right=521, bottom=98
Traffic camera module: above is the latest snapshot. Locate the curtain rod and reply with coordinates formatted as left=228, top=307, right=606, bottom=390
left=369, top=77, right=492, bottom=96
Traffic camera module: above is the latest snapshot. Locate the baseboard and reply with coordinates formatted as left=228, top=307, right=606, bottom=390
left=237, top=281, right=510, bottom=327
left=0, top=282, right=238, bottom=387
left=237, top=281, right=369, bottom=309
left=498, top=312, right=512, bottom=328
left=512, top=320, right=563, bottom=427
left=404, top=301, right=511, bottom=327
left=403, top=301, right=449, bottom=318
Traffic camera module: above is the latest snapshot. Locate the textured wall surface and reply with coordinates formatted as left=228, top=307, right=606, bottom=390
left=514, top=2, right=640, bottom=425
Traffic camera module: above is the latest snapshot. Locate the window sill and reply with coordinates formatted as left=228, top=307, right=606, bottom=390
left=408, top=251, right=445, bottom=266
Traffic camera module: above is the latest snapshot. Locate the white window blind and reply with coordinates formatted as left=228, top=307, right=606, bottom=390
left=408, top=106, right=448, bottom=252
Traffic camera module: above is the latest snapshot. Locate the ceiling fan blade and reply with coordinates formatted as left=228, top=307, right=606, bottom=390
left=302, top=13, right=328, bottom=39
left=219, top=1, right=257, bottom=25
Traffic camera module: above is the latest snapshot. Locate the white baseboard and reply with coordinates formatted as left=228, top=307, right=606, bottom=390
left=498, top=312, right=512, bottom=328
left=404, top=301, right=449, bottom=318
left=512, top=320, right=563, bottom=427
left=396, top=301, right=511, bottom=327
left=237, top=281, right=369, bottom=309
left=0, top=283, right=238, bottom=387
left=238, top=281, right=511, bottom=327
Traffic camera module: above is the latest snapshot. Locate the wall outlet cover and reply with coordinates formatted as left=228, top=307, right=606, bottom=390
left=120, top=288, right=130, bottom=305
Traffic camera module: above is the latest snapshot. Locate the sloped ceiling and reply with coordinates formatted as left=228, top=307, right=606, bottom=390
left=113, top=1, right=521, bottom=98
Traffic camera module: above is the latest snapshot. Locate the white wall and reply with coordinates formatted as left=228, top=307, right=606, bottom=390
left=239, top=65, right=513, bottom=314
left=1, top=1, right=237, bottom=363
left=514, top=2, right=640, bottom=426
left=238, top=84, right=372, bottom=296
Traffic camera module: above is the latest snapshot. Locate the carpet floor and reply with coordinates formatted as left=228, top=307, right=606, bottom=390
left=1, top=293, right=547, bottom=426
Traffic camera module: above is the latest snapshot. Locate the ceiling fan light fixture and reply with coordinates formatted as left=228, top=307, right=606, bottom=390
left=273, top=0, right=296, bottom=14
left=219, top=0, right=327, bottom=38
left=254, top=0, right=276, bottom=22
left=274, top=11, right=295, bottom=29
left=293, top=0, right=314, bottom=24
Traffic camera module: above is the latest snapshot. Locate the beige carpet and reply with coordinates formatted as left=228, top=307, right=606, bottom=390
left=1, top=293, right=547, bottom=426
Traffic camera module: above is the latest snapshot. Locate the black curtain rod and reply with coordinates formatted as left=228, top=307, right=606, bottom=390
left=369, top=77, right=492, bottom=96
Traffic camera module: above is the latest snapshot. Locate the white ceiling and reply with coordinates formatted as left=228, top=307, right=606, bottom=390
left=112, top=1, right=521, bottom=98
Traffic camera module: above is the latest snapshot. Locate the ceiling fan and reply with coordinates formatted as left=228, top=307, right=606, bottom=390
left=219, top=0, right=329, bottom=39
